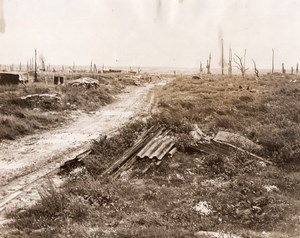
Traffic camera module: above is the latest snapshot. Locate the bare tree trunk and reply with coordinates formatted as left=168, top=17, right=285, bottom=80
left=291, top=67, right=293, bottom=75
left=199, top=61, right=203, bottom=75
left=252, top=59, right=259, bottom=80
left=221, top=39, right=224, bottom=75
left=272, top=49, right=274, bottom=74
left=228, top=47, right=232, bottom=77
left=34, top=49, right=37, bottom=82
left=296, top=63, right=298, bottom=74
left=234, top=52, right=248, bottom=79
left=206, top=53, right=211, bottom=74
left=282, top=63, right=286, bottom=74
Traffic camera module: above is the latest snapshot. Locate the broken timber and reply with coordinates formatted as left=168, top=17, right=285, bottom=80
left=188, top=140, right=272, bottom=165
left=212, top=139, right=273, bottom=165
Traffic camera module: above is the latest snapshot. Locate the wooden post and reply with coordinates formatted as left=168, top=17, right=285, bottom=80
left=272, top=49, right=274, bottom=74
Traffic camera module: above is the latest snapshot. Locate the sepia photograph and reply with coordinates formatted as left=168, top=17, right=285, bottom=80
left=0, top=0, right=299, bottom=237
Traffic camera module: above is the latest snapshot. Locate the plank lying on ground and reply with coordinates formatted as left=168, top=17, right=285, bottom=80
left=60, top=149, right=93, bottom=173
left=212, top=139, right=273, bottom=165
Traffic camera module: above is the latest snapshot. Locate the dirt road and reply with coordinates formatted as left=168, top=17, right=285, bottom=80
left=0, top=82, right=160, bottom=223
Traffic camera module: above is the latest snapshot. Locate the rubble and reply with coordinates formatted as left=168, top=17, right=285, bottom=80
left=69, top=77, right=99, bottom=87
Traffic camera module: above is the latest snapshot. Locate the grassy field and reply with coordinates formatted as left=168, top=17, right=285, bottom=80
left=3, top=74, right=300, bottom=238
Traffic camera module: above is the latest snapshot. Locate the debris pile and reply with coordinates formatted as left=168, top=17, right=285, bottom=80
left=187, top=125, right=272, bottom=165
left=69, top=77, right=99, bottom=87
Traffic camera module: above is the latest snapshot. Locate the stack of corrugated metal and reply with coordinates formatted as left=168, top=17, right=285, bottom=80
left=102, top=126, right=177, bottom=179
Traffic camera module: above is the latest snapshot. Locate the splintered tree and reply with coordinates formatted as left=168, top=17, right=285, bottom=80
left=228, top=47, right=233, bottom=76
left=199, top=61, right=203, bottom=75
left=90, top=61, right=93, bottom=72
left=234, top=50, right=248, bottom=79
left=221, top=38, right=224, bottom=75
left=282, top=63, right=286, bottom=74
left=252, top=59, right=259, bottom=80
left=34, top=49, right=37, bottom=82
left=39, top=54, right=46, bottom=71
left=206, top=53, right=211, bottom=74
left=296, top=63, right=299, bottom=74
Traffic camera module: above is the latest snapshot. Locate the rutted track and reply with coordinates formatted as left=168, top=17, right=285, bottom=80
left=0, top=82, right=163, bottom=223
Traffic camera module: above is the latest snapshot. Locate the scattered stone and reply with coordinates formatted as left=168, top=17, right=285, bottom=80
left=195, top=231, right=241, bottom=238
left=263, top=185, right=279, bottom=192
left=192, top=201, right=213, bottom=216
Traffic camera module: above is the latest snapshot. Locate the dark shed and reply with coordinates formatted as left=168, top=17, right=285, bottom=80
left=0, top=73, right=20, bottom=85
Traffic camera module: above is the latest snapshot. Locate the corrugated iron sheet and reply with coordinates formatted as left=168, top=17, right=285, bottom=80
left=136, top=132, right=175, bottom=161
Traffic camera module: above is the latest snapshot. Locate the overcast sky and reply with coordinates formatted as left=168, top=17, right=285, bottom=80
left=0, top=0, right=300, bottom=69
